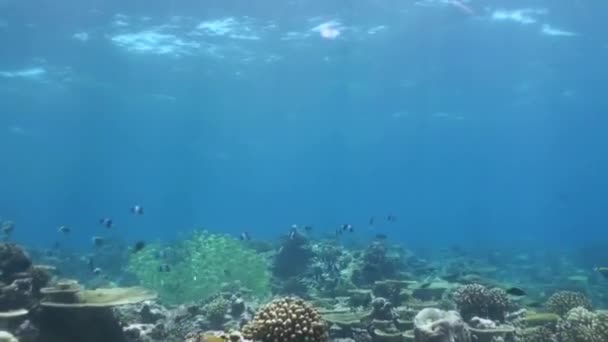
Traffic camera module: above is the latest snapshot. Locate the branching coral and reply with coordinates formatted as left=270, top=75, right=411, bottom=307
left=128, top=231, right=271, bottom=304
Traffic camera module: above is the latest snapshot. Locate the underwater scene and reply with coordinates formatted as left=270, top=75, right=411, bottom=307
left=1, top=0, right=608, bottom=341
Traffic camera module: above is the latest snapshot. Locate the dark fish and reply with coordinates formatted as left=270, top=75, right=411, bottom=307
left=419, top=282, right=432, bottom=289
left=506, top=287, right=527, bottom=296
left=375, top=233, right=387, bottom=240
left=387, top=215, right=397, bottom=222
left=342, top=224, right=354, bottom=232
left=130, top=205, right=144, bottom=215
left=526, top=301, right=543, bottom=308
left=133, top=240, right=146, bottom=253
left=223, top=269, right=232, bottom=276
left=304, top=225, right=313, bottom=231
left=158, top=264, right=171, bottom=272
left=93, top=267, right=102, bottom=275
left=99, top=218, right=113, bottom=228
left=58, top=226, right=71, bottom=234
left=239, top=232, right=251, bottom=241
left=369, top=217, right=375, bottom=226
left=91, top=236, right=105, bottom=247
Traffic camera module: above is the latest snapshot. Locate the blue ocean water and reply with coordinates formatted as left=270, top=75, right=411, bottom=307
left=0, top=0, right=607, bottom=254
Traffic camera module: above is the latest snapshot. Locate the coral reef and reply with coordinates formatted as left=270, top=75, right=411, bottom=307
left=273, top=230, right=313, bottom=279
left=545, top=291, right=592, bottom=316
left=370, top=297, right=397, bottom=321
left=128, top=231, right=271, bottom=303
left=518, top=326, right=555, bottom=342
left=0, top=243, right=51, bottom=317
left=452, top=284, right=511, bottom=322
left=35, top=280, right=156, bottom=342
left=351, top=242, right=402, bottom=286
left=413, top=308, right=470, bottom=342
left=242, top=297, right=328, bottom=342
left=372, top=280, right=414, bottom=306
left=306, top=241, right=356, bottom=298
left=0, top=244, right=31, bottom=278
left=203, top=296, right=230, bottom=326
left=468, top=317, right=515, bottom=342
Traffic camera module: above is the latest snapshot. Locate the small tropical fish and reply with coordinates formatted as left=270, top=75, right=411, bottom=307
left=506, top=287, right=527, bottom=296
left=58, top=226, right=71, bottom=234
left=93, top=267, right=102, bottom=275
left=99, top=218, right=113, bottom=228
left=239, top=232, right=251, bottom=241
left=342, top=224, right=354, bottom=232
left=91, top=236, right=105, bottom=247
left=223, top=269, right=232, bottom=276
left=387, top=215, right=397, bottom=223
left=130, top=205, right=144, bottom=215
left=304, top=225, right=313, bottom=231
left=375, top=233, right=387, bottom=240
left=133, top=240, right=146, bottom=253
left=594, top=267, right=608, bottom=279
left=158, top=264, right=171, bottom=272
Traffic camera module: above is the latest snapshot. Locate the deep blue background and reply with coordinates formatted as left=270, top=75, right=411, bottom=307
left=0, top=0, right=607, bottom=251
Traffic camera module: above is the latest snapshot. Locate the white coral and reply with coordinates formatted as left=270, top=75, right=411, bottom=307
left=414, top=308, right=471, bottom=342
left=0, top=331, right=18, bottom=342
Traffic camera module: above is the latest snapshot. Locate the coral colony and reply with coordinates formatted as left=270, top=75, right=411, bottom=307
left=1, top=225, right=607, bottom=341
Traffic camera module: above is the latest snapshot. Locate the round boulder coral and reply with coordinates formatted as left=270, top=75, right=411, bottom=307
left=545, top=291, right=592, bottom=316
left=242, top=297, right=327, bottom=342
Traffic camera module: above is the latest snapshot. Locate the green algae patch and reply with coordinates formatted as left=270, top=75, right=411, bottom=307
left=522, top=312, right=560, bottom=327
left=320, top=308, right=371, bottom=325
left=128, top=230, right=271, bottom=304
